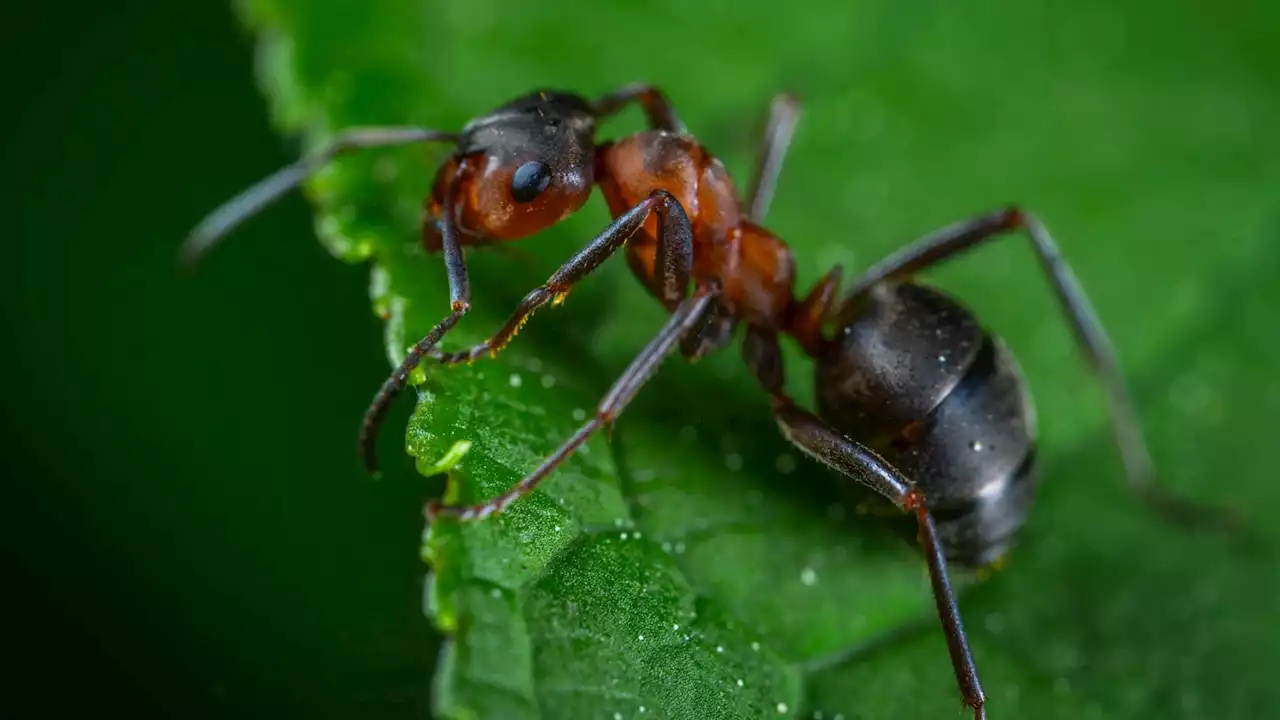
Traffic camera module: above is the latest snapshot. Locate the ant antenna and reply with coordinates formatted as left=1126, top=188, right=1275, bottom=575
left=179, top=127, right=458, bottom=267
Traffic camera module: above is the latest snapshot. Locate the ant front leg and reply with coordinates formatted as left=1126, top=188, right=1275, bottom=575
left=592, top=83, right=685, bottom=134
left=180, top=127, right=458, bottom=266
left=427, top=190, right=694, bottom=366
left=428, top=281, right=720, bottom=521
left=771, top=395, right=987, bottom=720
left=835, top=207, right=1239, bottom=531
left=359, top=167, right=475, bottom=473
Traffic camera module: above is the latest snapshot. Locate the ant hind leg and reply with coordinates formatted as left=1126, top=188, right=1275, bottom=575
left=770, top=393, right=988, bottom=720
left=832, top=207, right=1240, bottom=532
left=741, top=326, right=986, bottom=718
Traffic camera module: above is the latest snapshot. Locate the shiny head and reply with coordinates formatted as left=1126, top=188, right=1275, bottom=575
left=423, top=90, right=598, bottom=249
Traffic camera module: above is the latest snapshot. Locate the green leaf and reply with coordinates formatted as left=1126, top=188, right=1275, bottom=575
left=234, top=0, right=1280, bottom=717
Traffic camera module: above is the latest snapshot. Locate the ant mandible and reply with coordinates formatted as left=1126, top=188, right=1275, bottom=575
left=183, top=84, right=1235, bottom=720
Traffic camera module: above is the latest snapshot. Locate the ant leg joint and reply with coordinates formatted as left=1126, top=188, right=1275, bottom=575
left=1000, top=205, right=1025, bottom=228
left=903, top=489, right=927, bottom=513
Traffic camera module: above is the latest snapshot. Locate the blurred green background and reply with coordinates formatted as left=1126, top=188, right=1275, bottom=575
left=4, top=0, right=1278, bottom=718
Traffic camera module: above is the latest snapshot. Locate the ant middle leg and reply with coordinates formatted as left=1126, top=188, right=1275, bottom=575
left=180, top=127, right=458, bottom=266
left=426, top=189, right=694, bottom=366
left=745, top=92, right=803, bottom=225
left=732, top=91, right=845, bottom=358
left=832, top=207, right=1239, bottom=530
left=427, top=281, right=720, bottom=522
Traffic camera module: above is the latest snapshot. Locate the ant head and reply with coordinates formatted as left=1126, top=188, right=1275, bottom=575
left=425, top=91, right=598, bottom=249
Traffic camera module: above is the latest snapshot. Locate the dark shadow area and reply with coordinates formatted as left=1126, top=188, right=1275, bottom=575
left=3, top=1, right=441, bottom=717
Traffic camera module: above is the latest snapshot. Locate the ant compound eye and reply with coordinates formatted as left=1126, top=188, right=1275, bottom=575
left=511, top=160, right=552, bottom=203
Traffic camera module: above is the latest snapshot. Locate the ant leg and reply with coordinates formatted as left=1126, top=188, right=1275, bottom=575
left=745, top=92, right=803, bottom=224
left=180, top=127, right=458, bottom=266
left=771, top=394, right=987, bottom=720
left=678, top=298, right=737, bottom=361
left=834, top=207, right=1237, bottom=530
left=734, top=92, right=839, bottom=358
left=592, top=83, right=685, bottom=133
left=359, top=168, right=474, bottom=473
left=745, top=325, right=985, bottom=714
left=427, top=282, right=720, bottom=521
left=742, top=324, right=786, bottom=393
left=426, top=190, right=694, bottom=366
left=744, top=327, right=989, bottom=717
left=787, top=265, right=844, bottom=358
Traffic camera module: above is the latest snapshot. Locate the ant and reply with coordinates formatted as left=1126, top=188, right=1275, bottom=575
left=183, top=84, right=1236, bottom=719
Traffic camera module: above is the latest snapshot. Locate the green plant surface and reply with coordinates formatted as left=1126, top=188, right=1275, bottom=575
left=234, top=0, right=1279, bottom=717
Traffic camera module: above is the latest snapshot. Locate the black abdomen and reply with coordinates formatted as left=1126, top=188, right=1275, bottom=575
left=815, top=281, right=1039, bottom=567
